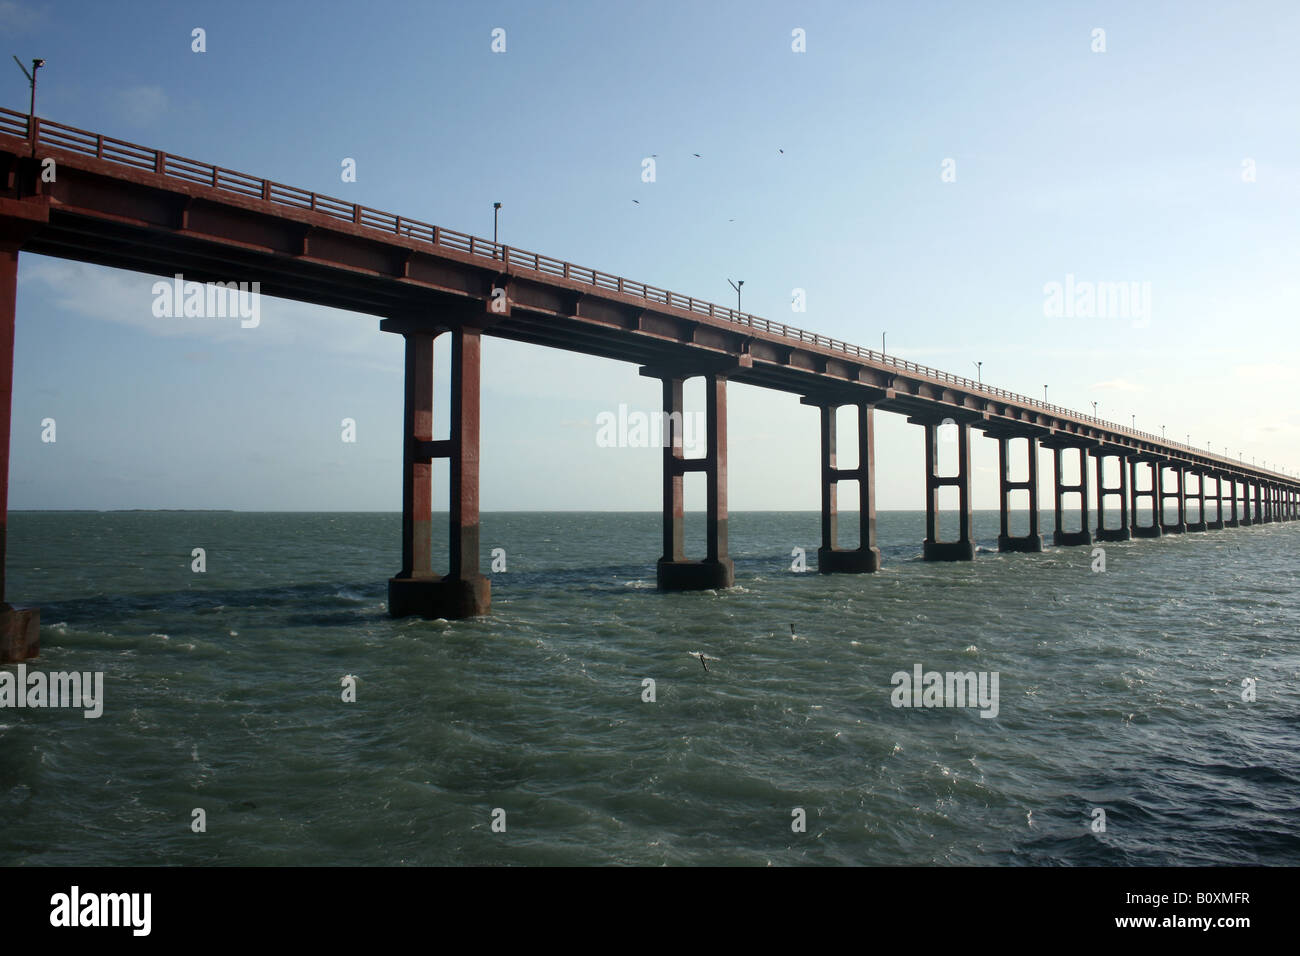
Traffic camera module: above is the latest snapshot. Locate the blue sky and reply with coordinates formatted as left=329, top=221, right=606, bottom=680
left=5, top=0, right=1298, bottom=511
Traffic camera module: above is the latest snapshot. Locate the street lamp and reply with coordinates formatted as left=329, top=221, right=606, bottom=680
left=1092, top=401, right=1098, bottom=418
left=973, top=361, right=982, bottom=384
left=493, top=202, right=502, bottom=246
left=1043, top=385, right=1048, bottom=403
left=1161, top=425, right=1165, bottom=439
left=881, top=331, right=887, bottom=354
left=1131, top=413, right=1135, bottom=428
left=728, top=278, right=744, bottom=315
left=12, top=56, right=44, bottom=156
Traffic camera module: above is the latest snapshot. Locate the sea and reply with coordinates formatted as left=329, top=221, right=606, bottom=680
left=2, top=510, right=1297, bottom=866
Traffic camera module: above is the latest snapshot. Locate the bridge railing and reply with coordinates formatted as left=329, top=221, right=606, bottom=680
left=0, top=107, right=1283, bottom=478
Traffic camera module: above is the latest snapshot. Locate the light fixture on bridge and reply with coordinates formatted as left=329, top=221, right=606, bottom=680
left=492, top=202, right=502, bottom=247
left=11, top=56, right=44, bottom=155
left=728, top=278, right=744, bottom=315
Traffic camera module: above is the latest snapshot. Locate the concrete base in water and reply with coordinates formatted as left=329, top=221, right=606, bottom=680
left=1095, top=527, right=1132, bottom=542
left=0, top=605, right=39, bottom=662
left=1053, top=530, right=1092, bottom=547
left=817, top=547, right=881, bottom=573
left=657, top=558, right=735, bottom=591
left=1133, top=524, right=1162, bottom=538
left=1162, top=524, right=1187, bottom=535
left=1207, top=519, right=1226, bottom=530
left=997, top=534, right=1044, bottom=553
left=923, top=540, right=976, bottom=561
left=388, top=575, right=490, bottom=619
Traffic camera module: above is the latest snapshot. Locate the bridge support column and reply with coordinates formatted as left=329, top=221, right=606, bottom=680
left=1253, top=481, right=1263, bottom=524
left=1093, top=448, right=1131, bottom=541
left=807, top=400, right=881, bottom=573
left=1186, top=470, right=1208, bottom=531
left=0, top=235, right=39, bottom=662
left=1130, top=457, right=1162, bottom=537
left=654, top=371, right=734, bottom=590
left=916, top=418, right=975, bottom=561
left=1206, top=472, right=1225, bottom=530
left=1225, top=476, right=1240, bottom=527
left=993, top=432, right=1042, bottom=552
left=1046, top=442, right=1093, bottom=546
left=1161, top=463, right=1186, bottom=534
left=385, top=324, right=490, bottom=619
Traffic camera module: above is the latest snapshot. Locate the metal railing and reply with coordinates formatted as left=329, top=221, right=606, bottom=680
left=0, top=106, right=1289, bottom=480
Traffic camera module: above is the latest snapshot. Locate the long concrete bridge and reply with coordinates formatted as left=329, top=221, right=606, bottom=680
left=1, top=106, right=1296, bottom=656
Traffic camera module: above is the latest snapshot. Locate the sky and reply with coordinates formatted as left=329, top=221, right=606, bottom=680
left=4, top=0, right=1299, bottom=512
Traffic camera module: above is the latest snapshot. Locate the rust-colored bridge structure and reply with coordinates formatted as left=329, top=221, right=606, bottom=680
left=1, top=107, right=1297, bottom=658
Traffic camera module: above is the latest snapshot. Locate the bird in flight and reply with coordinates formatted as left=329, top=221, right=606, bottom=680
left=692, top=153, right=701, bottom=158
left=689, top=651, right=718, bottom=672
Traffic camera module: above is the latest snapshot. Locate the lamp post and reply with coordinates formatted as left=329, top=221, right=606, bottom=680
left=973, top=361, right=982, bottom=385
left=728, top=278, right=744, bottom=315
left=881, top=331, right=886, bottom=355
left=12, top=56, right=44, bottom=157
left=1043, top=385, right=1048, bottom=404
left=493, top=202, right=502, bottom=246
left=1092, top=401, right=1098, bottom=418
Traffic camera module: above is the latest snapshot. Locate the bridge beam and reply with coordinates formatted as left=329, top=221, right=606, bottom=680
left=653, top=370, right=734, bottom=590
left=385, top=324, right=490, bottom=618
left=1093, top=447, right=1132, bottom=542
left=803, top=399, right=881, bottom=573
left=913, top=416, right=975, bottom=561
left=0, top=227, right=40, bottom=662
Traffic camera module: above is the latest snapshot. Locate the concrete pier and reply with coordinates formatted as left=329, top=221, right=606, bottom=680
left=916, top=416, right=976, bottom=561
left=1093, top=447, right=1133, bottom=542
left=1130, top=457, right=1163, bottom=538
left=1045, top=440, right=1094, bottom=546
left=383, top=319, right=491, bottom=619
left=1206, top=472, right=1226, bottom=530
left=990, top=428, right=1043, bottom=553
left=651, top=368, right=734, bottom=590
left=0, top=227, right=40, bottom=662
left=1161, top=463, right=1187, bottom=534
left=1186, top=470, right=1208, bottom=532
left=805, top=398, right=881, bottom=573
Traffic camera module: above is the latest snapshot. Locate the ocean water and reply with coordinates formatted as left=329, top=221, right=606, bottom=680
left=2, top=510, right=1297, bottom=866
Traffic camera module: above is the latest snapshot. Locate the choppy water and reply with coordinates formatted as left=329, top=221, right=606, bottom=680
left=2, top=510, right=1297, bottom=866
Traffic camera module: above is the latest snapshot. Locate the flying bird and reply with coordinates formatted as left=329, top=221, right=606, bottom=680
left=632, top=199, right=640, bottom=204
left=692, top=153, right=701, bottom=158
left=778, top=148, right=784, bottom=154
left=688, top=651, right=717, bottom=672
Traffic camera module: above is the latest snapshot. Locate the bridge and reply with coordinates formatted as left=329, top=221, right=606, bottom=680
left=1, top=106, right=1296, bottom=659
